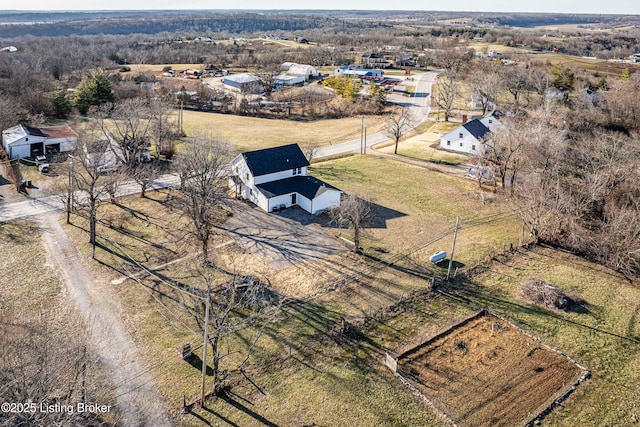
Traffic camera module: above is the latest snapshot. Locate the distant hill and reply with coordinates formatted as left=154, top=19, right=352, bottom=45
left=0, top=10, right=638, bottom=38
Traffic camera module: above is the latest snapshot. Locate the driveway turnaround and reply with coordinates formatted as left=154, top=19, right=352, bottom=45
left=222, top=200, right=347, bottom=270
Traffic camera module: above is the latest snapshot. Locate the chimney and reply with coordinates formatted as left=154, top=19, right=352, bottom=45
left=462, top=114, right=468, bottom=124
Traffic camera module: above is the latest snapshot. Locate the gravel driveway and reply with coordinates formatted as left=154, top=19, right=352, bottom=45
left=38, top=213, right=172, bottom=427
left=222, top=200, right=347, bottom=270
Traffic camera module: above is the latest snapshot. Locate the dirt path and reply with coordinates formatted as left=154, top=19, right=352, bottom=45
left=37, top=213, right=172, bottom=427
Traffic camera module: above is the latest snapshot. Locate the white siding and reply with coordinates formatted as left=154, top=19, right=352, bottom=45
left=8, top=141, right=32, bottom=159
left=267, top=193, right=293, bottom=212
left=231, top=156, right=254, bottom=187
left=440, top=128, right=479, bottom=155
left=297, top=194, right=312, bottom=213
left=310, top=189, right=341, bottom=214
left=5, top=136, right=46, bottom=159
left=254, top=166, right=307, bottom=185
left=479, top=116, right=500, bottom=132
left=45, top=137, right=76, bottom=153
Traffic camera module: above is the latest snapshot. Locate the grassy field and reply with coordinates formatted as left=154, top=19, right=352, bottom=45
left=378, top=122, right=469, bottom=165
left=311, top=155, right=520, bottom=261
left=445, top=246, right=640, bottom=426
left=53, top=151, right=640, bottom=426
left=55, top=154, right=520, bottom=425
left=180, top=111, right=389, bottom=153
left=0, top=221, right=61, bottom=309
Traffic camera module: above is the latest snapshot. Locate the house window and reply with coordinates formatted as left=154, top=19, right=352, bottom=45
left=446, top=140, right=451, bottom=146
left=459, top=133, right=463, bottom=138
left=488, top=119, right=493, bottom=124
left=460, top=142, right=463, bottom=147
left=25, top=137, right=28, bottom=141
left=245, top=172, right=249, bottom=180
left=472, top=145, right=476, bottom=151
left=249, top=189, right=253, bottom=197
left=293, top=167, right=301, bottom=175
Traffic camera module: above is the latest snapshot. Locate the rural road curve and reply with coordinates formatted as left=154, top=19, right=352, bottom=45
left=313, top=70, right=438, bottom=158
left=38, top=212, right=172, bottom=427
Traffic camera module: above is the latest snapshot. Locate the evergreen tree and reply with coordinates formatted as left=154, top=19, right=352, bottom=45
left=50, top=90, right=73, bottom=119
left=73, top=74, right=115, bottom=115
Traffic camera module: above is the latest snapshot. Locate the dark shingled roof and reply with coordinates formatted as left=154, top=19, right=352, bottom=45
left=256, top=176, right=340, bottom=200
left=241, top=143, right=310, bottom=177
left=463, top=119, right=491, bottom=140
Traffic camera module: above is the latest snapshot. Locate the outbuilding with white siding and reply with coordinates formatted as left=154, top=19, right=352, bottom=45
left=2, top=124, right=78, bottom=159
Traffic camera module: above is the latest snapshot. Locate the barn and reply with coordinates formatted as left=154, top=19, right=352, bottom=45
left=2, top=124, right=78, bottom=159
left=223, top=73, right=263, bottom=94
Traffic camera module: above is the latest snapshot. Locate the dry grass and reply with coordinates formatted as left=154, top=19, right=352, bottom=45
left=378, top=124, right=469, bottom=165
left=311, top=155, right=520, bottom=262
left=0, top=221, right=61, bottom=309
left=180, top=111, right=388, bottom=153
left=399, top=314, right=584, bottom=427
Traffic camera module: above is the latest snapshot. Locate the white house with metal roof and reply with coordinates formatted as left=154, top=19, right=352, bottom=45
left=229, top=143, right=341, bottom=214
left=2, top=124, right=78, bottom=159
left=440, top=113, right=501, bottom=155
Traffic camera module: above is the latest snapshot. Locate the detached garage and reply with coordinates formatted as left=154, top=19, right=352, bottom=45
left=2, top=124, right=78, bottom=159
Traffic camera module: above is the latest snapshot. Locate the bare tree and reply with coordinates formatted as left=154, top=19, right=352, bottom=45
left=98, top=98, right=152, bottom=171
left=133, top=161, right=160, bottom=198
left=433, top=47, right=474, bottom=75
left=468, top=66, right=502, bottom=114
left=330, top=192, right=373, bottom=254
left=479, top=121, right=526, bottom=192
left=500, top=66, right=531, bottom=114
left=73, top=137, right=112, bottom=259
left=435, top=73, right=460, bottom=122
left=148, top=98, right=179, bottom=160
left=173, top=135, right=234, bottom=266
left=0, top=307, right=114, bottom=427
left=384, top=108, right=415, bottom=155
left=193, top=270, right=281, bottom=398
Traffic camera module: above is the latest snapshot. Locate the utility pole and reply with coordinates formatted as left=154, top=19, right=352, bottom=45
left=364, top=127, right=367, bottom=154
left=66, top=159, right=74, bottom=224
left=447, top=216, right=460, bottom=281
left=360, top=115, right=365, bottom=154
left=200, top=284, right=211, bottom=406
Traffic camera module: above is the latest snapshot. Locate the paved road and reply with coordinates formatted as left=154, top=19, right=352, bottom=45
left=0, top=173, right=180, bottom=222
left=313, top=71, right=438, bottom=158
left=0, top=71, right=439, bottom=222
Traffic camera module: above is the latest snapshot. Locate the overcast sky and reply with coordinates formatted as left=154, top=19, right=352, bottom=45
left=3, top=1, right=639, bottom=15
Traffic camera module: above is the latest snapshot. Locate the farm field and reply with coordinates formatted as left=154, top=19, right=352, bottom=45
left=180, top=111, right=389, bottom=153
left=441, top=246, right=640, bottom=426
left=398, top=313, right=585, bottom=427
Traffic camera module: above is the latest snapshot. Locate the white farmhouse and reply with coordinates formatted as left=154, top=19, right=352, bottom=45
left=440, top=113, right=501, bottom=155
left=229, top=143, right=341, bottom=214
left=2, top=124, right=78, bottom=159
